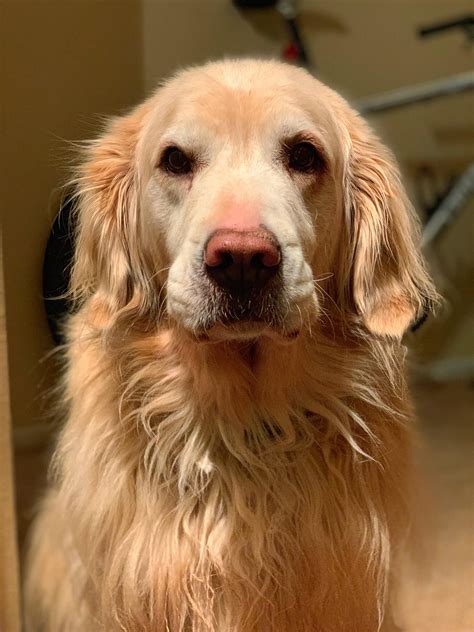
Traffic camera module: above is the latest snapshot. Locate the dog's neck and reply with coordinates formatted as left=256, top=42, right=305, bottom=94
left=235, top=338, right=259, bottom=369
left=78, top=297, right=403, bottom=416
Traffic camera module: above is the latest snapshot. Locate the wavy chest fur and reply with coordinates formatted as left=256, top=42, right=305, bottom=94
left=51, top=314, right=411, bottom=632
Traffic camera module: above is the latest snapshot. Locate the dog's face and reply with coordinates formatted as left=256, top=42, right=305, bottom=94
left=139, top=64, right=343, bottom=340
left=73, top=60, right=436, bottom=341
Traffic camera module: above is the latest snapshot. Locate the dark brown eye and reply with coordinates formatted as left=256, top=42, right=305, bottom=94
left=288, top=142, right=321, bottom=172
left=162, top=146, right=192, bottom=174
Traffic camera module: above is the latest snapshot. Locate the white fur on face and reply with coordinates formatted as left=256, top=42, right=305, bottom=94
left=138, top=70, right=340, bottom=339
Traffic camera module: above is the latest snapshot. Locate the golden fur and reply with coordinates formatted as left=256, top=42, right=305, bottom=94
left=25, top=60, right=437, bottom=631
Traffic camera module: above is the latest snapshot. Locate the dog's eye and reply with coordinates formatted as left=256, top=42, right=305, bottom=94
left=288, top=142, right=321, bottom=173
left=162, top=147, right=192, bottom=175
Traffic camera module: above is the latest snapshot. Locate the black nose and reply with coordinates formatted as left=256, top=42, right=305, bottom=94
left=204, top=229, right=281, bottom=295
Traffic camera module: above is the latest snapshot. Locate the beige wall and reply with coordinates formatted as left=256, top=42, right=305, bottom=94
left=1, top=1, right=143, bottom=428
left=142, top=0, right=281, bottom=91
left=0, top=236, right=21, bottom=632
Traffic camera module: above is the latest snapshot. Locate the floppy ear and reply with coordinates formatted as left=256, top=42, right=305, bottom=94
left=71, top=104, right=154, bottom=315
left=342, top=115, right=438, bottom=338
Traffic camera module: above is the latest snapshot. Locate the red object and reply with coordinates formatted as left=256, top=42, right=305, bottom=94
left=283, top=42, right=300, bottom=62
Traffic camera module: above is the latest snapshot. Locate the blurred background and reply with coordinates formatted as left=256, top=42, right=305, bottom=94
left=0, top=1, right=472, bottom=630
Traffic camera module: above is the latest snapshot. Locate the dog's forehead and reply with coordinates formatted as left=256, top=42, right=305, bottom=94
left=147, top=61, right=336, bottom=148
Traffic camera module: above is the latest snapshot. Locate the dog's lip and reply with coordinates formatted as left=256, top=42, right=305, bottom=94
left=194, top=320, right=301, bottom=343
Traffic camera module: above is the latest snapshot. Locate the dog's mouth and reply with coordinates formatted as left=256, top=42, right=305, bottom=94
left=167, top=256, right=314, bottom=342
left=204, top=277, right=281, bottom=325
left=212, top=286, right=280, bottom=323
left=189, top=277, right=302, bottom=342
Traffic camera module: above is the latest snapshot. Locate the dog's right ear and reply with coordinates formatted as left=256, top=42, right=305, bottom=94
left=70, top=103, right=152, bottom=314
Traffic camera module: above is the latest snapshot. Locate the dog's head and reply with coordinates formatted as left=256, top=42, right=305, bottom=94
left=72, top=60, right=436, bottom=341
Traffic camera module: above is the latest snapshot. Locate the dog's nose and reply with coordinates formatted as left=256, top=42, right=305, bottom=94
left=204, top=229, right=281, bottom=293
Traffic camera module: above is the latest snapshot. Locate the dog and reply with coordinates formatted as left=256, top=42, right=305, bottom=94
left=25, top=59, right=437, bottom=632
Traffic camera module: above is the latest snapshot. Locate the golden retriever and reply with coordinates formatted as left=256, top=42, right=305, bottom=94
left=25, top=59, right=437, bottom=632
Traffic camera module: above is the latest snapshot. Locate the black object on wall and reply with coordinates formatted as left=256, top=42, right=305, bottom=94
left=42, top=196, right=76, bottom=345
left=233, top=0, right=311, bottom=67
left=418, top=15, right=474, bottom=41
left=233, top=0, right=277, bottom=7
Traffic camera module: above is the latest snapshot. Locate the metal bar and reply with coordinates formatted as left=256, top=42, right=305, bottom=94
left=421, top=162, right=474, bottom=247
left=357, top=72, right=474, bottom=114
left=418, top=15, right=474, bottom=38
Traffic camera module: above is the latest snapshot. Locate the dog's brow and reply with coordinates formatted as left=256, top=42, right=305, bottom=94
left=160, top=128, right=206, bottom=148
left=279, top=123, right=324, bottom=142
left=158, top=123, right=327, bottom=151
left=154, top=128, right=210, bottom=164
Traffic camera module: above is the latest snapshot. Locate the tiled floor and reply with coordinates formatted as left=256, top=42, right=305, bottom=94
left=14, top=382, right=474, bottom=630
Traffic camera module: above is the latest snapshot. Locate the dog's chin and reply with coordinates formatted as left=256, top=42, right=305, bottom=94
left=190, top=320, right=301, bottom=344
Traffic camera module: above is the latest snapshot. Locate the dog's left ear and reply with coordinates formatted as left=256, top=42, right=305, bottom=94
left=342, top=115, right=438, bottom=338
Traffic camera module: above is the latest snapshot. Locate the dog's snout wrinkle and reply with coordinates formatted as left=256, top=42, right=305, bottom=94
left=204, top=229, right=280, bottom=295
